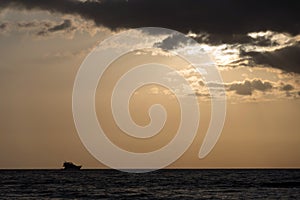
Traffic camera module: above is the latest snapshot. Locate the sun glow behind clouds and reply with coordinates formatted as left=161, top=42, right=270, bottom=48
left=0, top=2, right=300, bottom=169
left=1, top=9, right=300, bottom=103
left=170, top=31, right=300, bottom=102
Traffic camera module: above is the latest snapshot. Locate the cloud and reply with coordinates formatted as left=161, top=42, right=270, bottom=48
left=0, top=22, right=11, bottom=34
left=197, top=79, right=274, bottom=97
left=1, top=0, right=299, bottom=36
left=0, top=19, right=77, bottom=38
left=2, top=1, right=299, bottom=74
left=154, top=33, right=194, bottom=50
left=153, top=30, right=300, bottom=74
left=198, top=31, right=296, bottom=47
left=281, top=84, right=294, bottom=91
left=241, top=43, right=300, bottom=73
left=37, top=19, right=75, bottom=37
left=228, top=81, right=253, bottom=95
left=17, top=21, right=52, bottom=29
left=196, top=78, right=300, bottom=103
left=0, top=14, right=105, bottom=39
left=191, top=33, right=276, bottom=46
left=0, top=22, right=8, bottom=30
left=227, top=79, right=273, bottom=95
left=251, top=79, right=273, bottom=91
left=48, top=19, right=72, bottom=32
left=225, top=79, right=299, bottom=100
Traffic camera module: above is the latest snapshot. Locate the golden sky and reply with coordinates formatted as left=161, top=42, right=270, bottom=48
left=0, top=7, right=299, bottom=169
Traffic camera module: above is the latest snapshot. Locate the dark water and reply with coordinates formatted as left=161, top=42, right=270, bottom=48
left=0, top=169, right=300, bottom=199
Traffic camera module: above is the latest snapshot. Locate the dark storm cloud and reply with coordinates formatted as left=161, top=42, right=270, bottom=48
left=1, top=0, right=299, bottom=35
left=241, top=43, right=300, bottom=73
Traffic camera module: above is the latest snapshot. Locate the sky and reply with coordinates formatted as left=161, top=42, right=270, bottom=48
left=0, top=0, right=299, bottom=169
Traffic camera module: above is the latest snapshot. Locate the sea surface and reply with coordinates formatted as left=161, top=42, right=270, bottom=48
left=0, top=169, right=300, bottom=199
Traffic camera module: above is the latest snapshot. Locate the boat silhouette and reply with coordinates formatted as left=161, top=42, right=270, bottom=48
left=62, top=161, right=82, bottom=170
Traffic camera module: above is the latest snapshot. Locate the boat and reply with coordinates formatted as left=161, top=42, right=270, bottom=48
left=62, top=161, right=82, bottom=170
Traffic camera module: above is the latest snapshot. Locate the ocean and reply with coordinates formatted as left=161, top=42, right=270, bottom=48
left=0, top=169, right=299, bottom=199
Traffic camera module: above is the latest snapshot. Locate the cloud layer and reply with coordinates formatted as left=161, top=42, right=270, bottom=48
left=1, top=0, right=299, bottom=35
left=1, top=0, right=299, bottom=101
